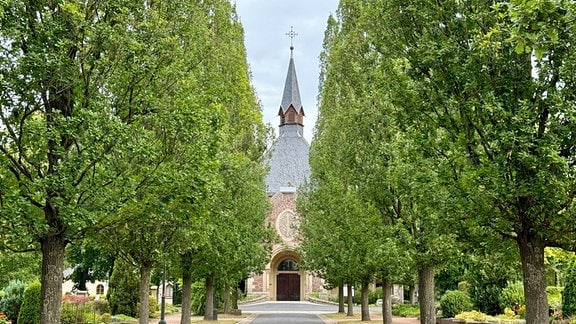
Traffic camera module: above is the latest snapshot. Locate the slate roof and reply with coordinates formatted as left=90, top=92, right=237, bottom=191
left=279, top=56, right=304, bottom=115
left=265, top=125, right=310, bottom=195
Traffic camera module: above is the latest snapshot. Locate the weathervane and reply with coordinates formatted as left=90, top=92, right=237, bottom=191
left=286, top=26, right=298, bottom=54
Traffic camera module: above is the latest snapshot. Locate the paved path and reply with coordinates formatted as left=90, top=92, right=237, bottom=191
left=150, top=301, right=421, bottom=323
left=248, top=313, right=328, bottom=323
left=240, top=301, right=336, bottom=314
left=240, top=302, right=336, bottom=323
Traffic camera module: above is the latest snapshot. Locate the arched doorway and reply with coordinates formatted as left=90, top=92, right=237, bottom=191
left=276, top=259, right=300, bottom=301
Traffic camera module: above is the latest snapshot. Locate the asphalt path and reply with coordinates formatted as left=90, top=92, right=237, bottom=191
left=248, top=313, right=328, bottom=324
left=240, top=302, right=336, bottom=323
left=240, top=301, right=337, bottom=314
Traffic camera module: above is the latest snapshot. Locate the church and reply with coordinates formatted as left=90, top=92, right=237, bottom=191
left=246, top=45, right=328, bottom=301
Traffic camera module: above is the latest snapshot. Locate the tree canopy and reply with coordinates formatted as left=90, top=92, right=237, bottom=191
left=0, top=1, right=271, bottom=323
left=301, top=1, right=576, bottom=323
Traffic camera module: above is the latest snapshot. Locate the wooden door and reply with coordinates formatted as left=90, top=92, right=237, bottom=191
left=276, top=274, right=300, bottom=301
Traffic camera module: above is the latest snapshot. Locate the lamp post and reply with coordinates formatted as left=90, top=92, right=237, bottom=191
left=158, top=263, right=167, bottom=324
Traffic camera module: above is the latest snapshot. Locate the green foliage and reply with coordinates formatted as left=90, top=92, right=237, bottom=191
left=66, top=244, right=114, bottom=292
left=92, top=299, right=110, bottom=315
left=562, top=260, right=576, bottom=317
left=100, top=313, right=111, bottom=323
left=60, top=296, right=90, bottom=324
left=439, top=290, right=473, bottom=318
left=0, top=280, right=26, bottom=323
left=0, top=252, right=40, bottom=289
left=107, top=260, right=139, bottom=317
left=455, top=310, right=488, bottom=322
left=499, top=282, right=525, bottom=313
left=545, top=248, right=575, bottom=287
left=392, top=304, right=420, bottom=317
left=319, top=0, right=576, bottom=322
left=16, top=281, right=41, bottom=324
left=148, top=295, right=158, bottom=318
left=466, top=255, right=518, bottom=316
left=191, top=280, right=206, bottom=316
left=369, top=287, right=383, bottom=305
left=111, top=314, right=137, bottom=321
left=436, top=264, right=467, bottom=296
left=547, top=286, right=563, bottom=310
left=458, top=281, right=470, bottom=294
left=0, top=0, right=269, bottom=322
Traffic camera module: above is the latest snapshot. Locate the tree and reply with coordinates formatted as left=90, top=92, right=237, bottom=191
left=367, top=1, right=576, bottom=323
left=311, top=3, right=463, bottom=324
left=66, top=242, right=113, bottom=292
left=0, top=1, right=266, bottom=323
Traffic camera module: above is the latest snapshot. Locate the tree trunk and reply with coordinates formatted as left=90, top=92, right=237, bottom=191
left=338, top=285, right=345, bottom=313
left=382, top=278, right=393, bottom=324
left=409, top=285, right=418, bottom=304
left=138, top=262, right=152, bottom=324
left=204, top=276, right=215, bottom=321
left=40, top=234, right=66, bottom=324
left=418, top=266, right=436, bottom=324
left=518, top=232, right=548, bottom=324
left=180, top=253, right=193, bottom=324
left=347, top=284, right=354, bottom=316
left=223, top=281, right=231, bottom=314
left=231, top=284, right=239, bottom=310
left=361, top=280, right=370, bottom=321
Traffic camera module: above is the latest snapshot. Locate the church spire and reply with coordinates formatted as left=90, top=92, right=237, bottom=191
left=278, top=27, right=305, bottom=136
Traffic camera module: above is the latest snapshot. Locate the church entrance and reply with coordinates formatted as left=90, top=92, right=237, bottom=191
left=275, top=258, right=301, bottom=301
left=276, top=274, right=300, bottom=301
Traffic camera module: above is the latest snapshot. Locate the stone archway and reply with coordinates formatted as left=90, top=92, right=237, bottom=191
left=270, top=251, right=305, bottom=301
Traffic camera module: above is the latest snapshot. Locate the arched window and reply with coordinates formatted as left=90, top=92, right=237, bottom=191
left=278, top=259, right=299, bottom=271
left=96, top=284, right=104, bottom=295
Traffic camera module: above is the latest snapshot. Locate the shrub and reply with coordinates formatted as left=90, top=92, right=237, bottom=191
left=148, top=295, right=159, bottom=318
left=60, top=295, right=91, bottom=324
left=547, top=286, right=563, bottom=310
left=0, top=280, right=26, bottom=323
left=60, top=299, right=90, bottom=324
left=455, top=310, right=488, bottom=322
left=563, top=260, right=576, bottom=317
left=16, top=281, right=41, bottom=324
left=392, top=303, right=420, bottom=317
left=107, top=259, right=139, bottom=317
left=499, top=282, right=524, bottom=312
left=369, top=287, right=382, bottom=305
left=92, top=298, right=110, bottom=315
left=100, top=313, right=111, bottom=323
left=466, top=256, right=517, bottom=316
left=440, top=290, right=473, bottom=318
left=458, top=281, right=470, bottom=294
left=191, top=280, right=206, bottom=315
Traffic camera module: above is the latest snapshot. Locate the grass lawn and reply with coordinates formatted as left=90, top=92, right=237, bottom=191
left=188, top=314, right=249, bottom=323
left=325, top=312, right=385, bottom=322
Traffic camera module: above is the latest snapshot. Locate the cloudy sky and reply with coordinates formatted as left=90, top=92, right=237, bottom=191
left=235, top=0, right=339, bottom=143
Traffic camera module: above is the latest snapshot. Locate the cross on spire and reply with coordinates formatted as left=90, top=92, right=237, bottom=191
left=286, top=26, right=298, bottom=54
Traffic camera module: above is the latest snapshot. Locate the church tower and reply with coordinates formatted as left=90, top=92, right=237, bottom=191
left=247, top=37, right=325, bottom=301
left=264, top=43, right=310, bottom=195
